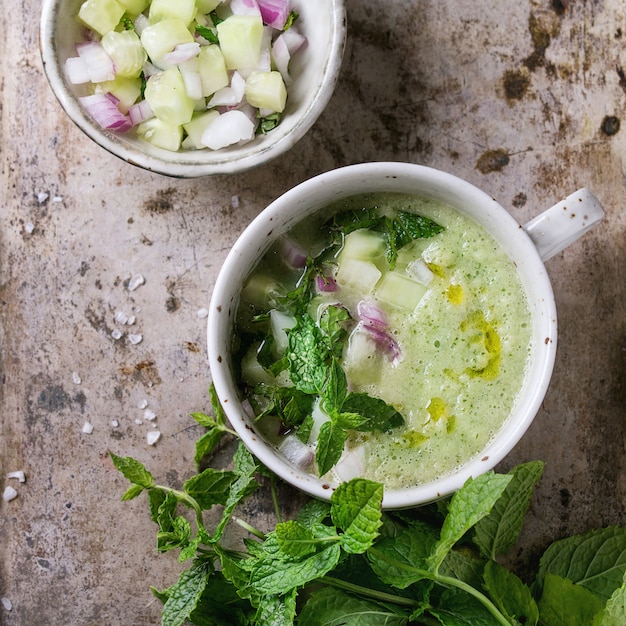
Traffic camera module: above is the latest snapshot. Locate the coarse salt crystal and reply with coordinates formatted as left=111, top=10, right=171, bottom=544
left=128, top=333, right=143, bottom=345
left=231, top=195, right=240, bottom=209
left=114, top=310, right=129, bottom=325
left=143, top=409, right=156, bottom=421
left=111, top=419, right=119, bottom=427
left=138, top=399, right=148, bottom=409
left=134, top=418, right=142, bottom=425
left=197, top=308, right=208, bottom=319
left=72, top=371, right=81, bottom=384
left=52, top=196, right=63, bottom=203
left=37, top=192, right=49, bottom=204
left=1, top=597, right=12, bottom=611
left=147, top=431, right=161, bottom=446
left=3, top=486, right=18, bottom=502
left=7, top=471, right=26, bottom=483
left=128, top=274, right=145, bottom=291
left=127, top=315, right=136, bottom=325
left=82, top=422, right=93, bottom=434
left=24, top=222, right=35, bottom=234
left=111, top=329, right=122, bottom=340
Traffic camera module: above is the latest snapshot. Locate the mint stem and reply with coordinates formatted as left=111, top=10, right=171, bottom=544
left=270, top=475, right=283, bottom=524
left=320, top=576, right=416, bottom=607
left=233, top=516, right=266, bottom=540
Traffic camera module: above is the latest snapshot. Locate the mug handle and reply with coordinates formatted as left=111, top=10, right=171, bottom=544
left=523, top=188, right=605, bottom=262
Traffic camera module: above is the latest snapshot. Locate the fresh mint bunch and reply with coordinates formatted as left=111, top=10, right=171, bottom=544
left=111, top=388, right=626, bottom=625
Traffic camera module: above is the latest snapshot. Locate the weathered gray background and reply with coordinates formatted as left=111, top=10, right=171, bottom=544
left=1, top=0, right=625, bottom=623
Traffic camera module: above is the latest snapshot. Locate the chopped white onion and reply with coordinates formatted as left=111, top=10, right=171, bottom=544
left=278, top=434, right=314, bottom=470
left=76, top=40, right=115, bottom=83
left=201, top=109, right=255, bottom=149
left=162, top=42, right=201, bottom=67
left=64, top=56, right=91, bottom=85
left=333, top=445, right=366, bottom=482
left=271, top=35, right=292, bottom=84
left=208, top=71, right=246, bottom=107
left=230, top=0, right=262, bottom=16
left=281, top=26, right=307, bottom=55
left=133, top=13, right=149, bottom=34
left=179, top=58, right=203, bottom=101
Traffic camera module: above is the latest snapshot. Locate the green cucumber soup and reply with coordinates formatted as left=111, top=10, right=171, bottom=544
left=234, top=192, right=532, bottom=490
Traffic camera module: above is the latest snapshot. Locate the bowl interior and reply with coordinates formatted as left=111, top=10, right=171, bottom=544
left=208, top=163, right=558, bottom=508
left=40, top=0, right=346, bottom=177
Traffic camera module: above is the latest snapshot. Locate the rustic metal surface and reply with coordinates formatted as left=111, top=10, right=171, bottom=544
left=1, top=0, right=625, bottom=623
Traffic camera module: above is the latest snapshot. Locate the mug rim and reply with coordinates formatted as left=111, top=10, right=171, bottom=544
left=208, top=162, right=557, bottom=508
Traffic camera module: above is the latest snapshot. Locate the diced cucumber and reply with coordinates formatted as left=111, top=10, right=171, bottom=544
left=336, top=258, right=382, bottom=294
left=406, top=257, right=435, bottom=286
left=306, top=399, right=331, bottom=446
left=140, top=18, right=195, bottom=69
left=197, top=45, right=230, bottom=97
left=344, top=327, right=382, bottom=386
left=375, top=272, right=427, bottom=310
left=100, top=30, right=146, bottom=78
left=196, top=0, right=222, bottom=12
left=182, top=110, right=220, bottom=149
left=270, top=309, right=296, bottom=356
left=244, top=70, right=287, bottom=113
left=340, top=229, right=386, bottom=262
left=115, top=0, right=149, bottom=17
left=144, top=66, right=194, bottom=125
left=241, top=343, right=275, bottom=386
left=241, top=273, right=282, bottom=308
left=136, top=117, right=183, bottom=151
left=94, top=76, right=142, bottom=113
left=216, top=14, right=264, bottom=71
left=77, top=0, right=125, bottom=37
left=149, top=0, right=196, bottom=25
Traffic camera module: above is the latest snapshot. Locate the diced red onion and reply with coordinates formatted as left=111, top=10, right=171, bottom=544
left=356, top=300, right=388, bottom=331
left=257, top=0, right=291, bottom=29
left=128, top=99, right=154, bottom=126
left=230, top=0, right=262, bottom=16
left=278, top=434, right=314, bottom=470
left=271, top=34, right=292, bottom=84
left=142, top=61, right=160, bottom=78
left=357, top=321, right=402, bottom=365
left=315, top=274, right=337, bottom=293
left=279, top=236, right=307, bottom=268
left=80, top=93, right=133, bottom=132
left=162, top=42, right=201, bottom=67
left=281, top=26, right=307, bottom=55
left=76, top=40, right=115, bottom=83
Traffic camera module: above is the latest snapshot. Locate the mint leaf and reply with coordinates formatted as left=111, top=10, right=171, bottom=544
left=602, top=578, right=626, bottom=625
left=537, top=572, right=604, bottom=626
left=190, top=411, right=217, bottom=429
left=249, top=542, right=342, bottom=595
left=427, top=472, right=512, bottom=572
left=183, top=468, right=237, bottom=510
left=536, top=526, right=626, bottom=602
left=473, top=460, right=544, bottom=559
left=322, top=358, right=348, bottom=414
left=394, top=210, right=444, bottom=243
left=253, top=589, right=297, bottom=625
left=188, top=572, right=252, bottom=625
left=368, top=525, right=437, bottom=588
left=440, top=547, right=486, bottom=589
left=298, top=587, right=410, bottom=625
left=341, top=393, right=404, bottom=432
left=319, top=305, right=351, bottom=357
left=110, top=452, right=155, bottom=489
left=195, top=22, right=218, bottom=44
left=287, top=313, right=329, bottom=394
left=194, top=429, right=224, bottom=468
left=428, top=586, right=501, bottom=625
left=297, top=499, right=332, bottom=527
left=316, top=421, right=347, bottom=476
left=162, top=562, right=210, bottom=626
left=121, top=483, right=145, bottom=501
left=275, top=520, right=318, bottom=558
left=331, top=479, right=383, bottom=554
left=483, top=560, right=539, bottom=625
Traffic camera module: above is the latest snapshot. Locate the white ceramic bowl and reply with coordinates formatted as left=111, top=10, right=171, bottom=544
left=208, top=162, right=604, bottom=509
left=39, top=0, right=346, bottom=178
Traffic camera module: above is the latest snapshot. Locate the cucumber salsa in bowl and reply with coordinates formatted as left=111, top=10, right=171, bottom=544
left=233, top=192, right=532, bottom=491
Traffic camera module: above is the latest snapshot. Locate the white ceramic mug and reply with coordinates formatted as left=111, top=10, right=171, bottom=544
left=208, top=162, right=604, bottom=509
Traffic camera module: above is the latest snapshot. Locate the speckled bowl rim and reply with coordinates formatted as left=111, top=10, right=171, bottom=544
left=208, top=162, right=558, bottom=510
left=39, top=0, right=347, bottom=178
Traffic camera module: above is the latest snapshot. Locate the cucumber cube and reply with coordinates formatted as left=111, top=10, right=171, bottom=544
left=345, top=328, right=382, bottom=385
left=270, top=309, right=296, bottom=356
left=245, top=71, right=287, bottom=113
left=196, top=0, right=222, bottom=12
left=241, top=343, right=274, bottom=386
left=197, top=45, right=229, bottom=97
left=101, top=30, right=146, bottom=78
left=216, top=14, right=264, bottom=71
left=136, top=117, right=183, bottom=151
left=182, top=110, right=220, bottom=148
left=95, top=76, right=142, bottom=113
left=375, top=272, right=427, bottom=310
left=340, top=229, right=386, bottom=262
left=140, top=18, right=195, bottom=69
left=115, top=0, right=150, bottom=17
left=336, top=259, right=382, bottom=294
left=77, top=0, right=125, bottom=37
left=149, top=0, right=196, bottom=25
left=144, top=67, right=194, bottom=125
